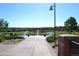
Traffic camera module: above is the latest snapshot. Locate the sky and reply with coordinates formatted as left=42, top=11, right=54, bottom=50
left=0, top=3, right=79, bottom=28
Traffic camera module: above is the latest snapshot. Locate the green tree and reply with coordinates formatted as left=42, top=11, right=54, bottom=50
left=64, top=17, right=77, bottom=32
left=0, top=19, right=9, bottom=28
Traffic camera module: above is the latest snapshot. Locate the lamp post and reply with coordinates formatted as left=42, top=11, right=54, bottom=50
left=49, top=3, right=56, bottom=47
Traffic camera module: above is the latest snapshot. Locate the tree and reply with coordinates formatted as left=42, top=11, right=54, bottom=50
left=0, top=19, right=9, bottom=28
left=64, top=17, right=77, bottom=32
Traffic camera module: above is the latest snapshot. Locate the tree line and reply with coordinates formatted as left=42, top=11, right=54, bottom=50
left=0, top=16, right=79, bottom=32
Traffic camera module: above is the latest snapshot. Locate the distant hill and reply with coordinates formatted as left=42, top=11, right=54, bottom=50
left=0, top=26, right=65, bottom=32
left=7, top=27, right=54, bottom=32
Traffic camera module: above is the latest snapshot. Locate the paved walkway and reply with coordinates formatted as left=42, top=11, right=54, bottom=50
left=0, top=35, right=57, bottom=56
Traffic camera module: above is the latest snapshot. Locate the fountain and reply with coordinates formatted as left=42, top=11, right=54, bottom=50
left=24, top=31, right=28, bottom=35
left=23, top=31, right=28, bottom=38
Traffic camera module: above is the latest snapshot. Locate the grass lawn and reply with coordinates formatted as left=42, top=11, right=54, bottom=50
left=56, top=31, right=79, bottom=36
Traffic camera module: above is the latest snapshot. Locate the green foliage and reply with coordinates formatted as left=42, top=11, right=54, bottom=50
left=9, top=31, right=24, bottom=35
left=9, top=33, right=17, bottom=39
left=0, top=31, right=24, bottom=42
left=64, top=17, right=77, bottom=31
left=13, top=33, right=18, bottom=39
left=0, top=19, right=9, bottom=28
left=0, top=33, right=6, bottom=42
left=10, top=33, right=13, bottom=36
left=5, top=32, right=24, bottom=40
left=46, top=36, right=57, bottom=42
left=5, top=35, right=10, bottom=40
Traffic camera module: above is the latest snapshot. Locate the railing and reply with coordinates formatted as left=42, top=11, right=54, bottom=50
left=70, top=41, right=79, bottom=56
left=58, top=34, right=79, bottom=56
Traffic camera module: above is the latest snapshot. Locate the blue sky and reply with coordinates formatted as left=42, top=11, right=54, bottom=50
left=0, top=3, right=79, bottom=28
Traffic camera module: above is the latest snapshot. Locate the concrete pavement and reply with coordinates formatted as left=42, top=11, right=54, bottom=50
left=0, top=35, right=57, bottom=56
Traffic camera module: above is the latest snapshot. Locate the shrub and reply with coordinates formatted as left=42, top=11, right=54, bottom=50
left=4, top=32, right=7, bottom=35
left=5, top=33, right=17, bottom=40
left=10, top=33, right=13, bottom=36
left=46, top=36, right=55, bottom=42
left=6, top=33, right=24, bottom=40
left=9, top=33, right=17, bottom=39
left=0, top=33, right=6, bottom=42
left=5, top=35, right=10, bottom=40
left=13, top=33, right=17, bottom=39
left=46, top=36, right=57, bottom=43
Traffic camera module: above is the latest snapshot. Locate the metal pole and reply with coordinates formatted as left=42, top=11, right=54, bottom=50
left=49, top=3, right=56, bottom=47
left=54, top=3, right=56, bottom=40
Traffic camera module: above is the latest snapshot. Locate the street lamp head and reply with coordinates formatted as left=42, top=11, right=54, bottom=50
left=49, top=5, right=53, bottom=10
